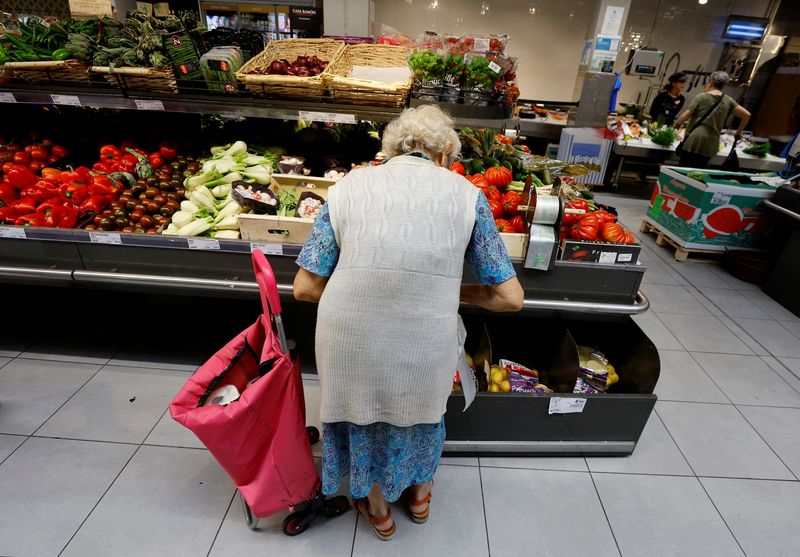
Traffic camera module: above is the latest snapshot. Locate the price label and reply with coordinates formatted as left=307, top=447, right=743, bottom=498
left=89, top=231, right=122, bottom=245
left=250, top=242, right=283, bottom=256
left=548, top=397, right=587, bottom=415
left=711, top=191, right=733, bottom=205
left=187, top=238, right=220, bottom=250
left=0, top=92, right=16, bottom=103
left=0, top=226, right=27, bottom=239
left=298, top=111, right=357, bottom=124
left=134, top=99, right=165, bottom=111
left=488, top=61, right=502, bottom=74
left=50, top=94, right=81, bottom=107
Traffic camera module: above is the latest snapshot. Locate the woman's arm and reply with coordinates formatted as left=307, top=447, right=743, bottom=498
left=732, top=105, right=751, bottom=139
left=674, top=108, right=693, bottom=129
left=293, top=268, right=328, bottom=303
left=461, top=277, right=524, bottom=312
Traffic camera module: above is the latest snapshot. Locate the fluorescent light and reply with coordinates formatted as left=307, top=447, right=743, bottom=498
left=698, top=0, right=707, bottom=4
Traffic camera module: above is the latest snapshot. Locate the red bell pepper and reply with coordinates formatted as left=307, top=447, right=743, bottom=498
left=1, top=162, right=16, bottom=175
left=44, top=205, right=78, bottom=228
left=89, top=175, right=120, bottom=196
left=15, top=213, right=46, bottom=227
left=79, top=195, right=111, bottom=213
left=13, top=152, right=30, bottom=165
left=99, top=145, right=121, bottom=162
left=0, top=183, right=18, bottom=207
left=118, top=154, right=138, bottom=174
left=11, top=198, right=36, bottom=214
left=51, top=145, right=68, bottom=158
left=0, top=206, right=20, bottom=223
left=28, top=160, right=45, bottom=173
left=7, top=167, right=38, bottom=189
left=22, top=181, right=61, bottom=203
left=93, top=162, right=112, bottom=174
left=159, top=141, right=178, bottom=161
left=59, top=183, right=90, bottom=205
left=147, top=152, right=164, bottom=170
left=29, top=146, right=48, bottom=162
left=41, top=168, right=62, bottom=183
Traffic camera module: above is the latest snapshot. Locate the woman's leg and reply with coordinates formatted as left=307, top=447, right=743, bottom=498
left=679, top=151, right=712, bottom=169
left=409, top=480, right=433, bottom=513
left=367, top=483, right=393, bottom=529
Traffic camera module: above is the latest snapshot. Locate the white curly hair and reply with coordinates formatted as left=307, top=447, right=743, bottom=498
left=381, top=104, right=461, bottom=165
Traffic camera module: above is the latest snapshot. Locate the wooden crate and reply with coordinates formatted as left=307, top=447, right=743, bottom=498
left=325, top=44, right=412, bottom=107
left=236, top=39, right=345, bottom=100
left=500, top=233, right=528, bottom=259
left=89, top=66, right=178, bottom=94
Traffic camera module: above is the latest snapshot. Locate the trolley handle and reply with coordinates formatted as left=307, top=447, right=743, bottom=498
left=252, top=249, right=283, bottom=318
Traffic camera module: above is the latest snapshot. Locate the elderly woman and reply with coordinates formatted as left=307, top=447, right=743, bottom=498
left=674, top=71, right=751, bottom=169
left=293, top=105, right=523, bottom=540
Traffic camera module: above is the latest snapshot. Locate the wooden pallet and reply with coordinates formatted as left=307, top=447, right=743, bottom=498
left=639, top=220, right=723, bottom=263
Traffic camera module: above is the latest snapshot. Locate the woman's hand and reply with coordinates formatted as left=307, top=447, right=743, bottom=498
left=293, top=268, right=329, bottom=303
left=460, top=277, right=524, bottom=312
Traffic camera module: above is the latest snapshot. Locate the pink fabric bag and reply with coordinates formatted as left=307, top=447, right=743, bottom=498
left=170, top=250, right=319, bottom=518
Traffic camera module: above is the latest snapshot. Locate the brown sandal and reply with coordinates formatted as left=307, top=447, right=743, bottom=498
left=407, top=482, right=433, bottom=524
left=355, top=498, right=396, bottom=541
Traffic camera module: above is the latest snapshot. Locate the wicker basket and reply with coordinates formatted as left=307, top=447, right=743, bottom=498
left=325, top=44, right=412, bottom=107
left=2, top=60, right=90, bottom=85
left=89, top=66, right=178, bottom=94
left=236, top=39, right=345, bottom=100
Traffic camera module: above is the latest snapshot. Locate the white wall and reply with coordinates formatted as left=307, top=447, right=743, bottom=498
left=373, top=0, right=596, bottom=102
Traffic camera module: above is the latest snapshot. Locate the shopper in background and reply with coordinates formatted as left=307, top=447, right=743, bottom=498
left=293, top=105, right=524, bottom=541
left=674, top=71, right=751, bottom=168
left=649, top=72, right=688, bottom=125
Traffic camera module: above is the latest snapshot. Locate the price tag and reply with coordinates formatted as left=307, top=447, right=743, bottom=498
left=0, top=92, right=16, bottom=103
left=50, top=94, right=81, bottom=107
left=711, top=191, right=733, bottom=205
left=250, top=242, right=283, bottom=256
left=0, top=226, right=26, bottom=239
left=134, top=99, right=165, bottom=111
left=488, top=61, right=502, bottom=74
left=548, top=397, right=587, bottom=415
left=299, top=111, right=357, bottom=124
left=598, top=251, right=617, bottom=265
left=89, top=231, right=122, bottom=244
left=187, top=238, right=220, bottom=250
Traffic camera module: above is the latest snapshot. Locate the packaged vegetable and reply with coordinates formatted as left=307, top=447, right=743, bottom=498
left=295, top=191, right=326, bottom=219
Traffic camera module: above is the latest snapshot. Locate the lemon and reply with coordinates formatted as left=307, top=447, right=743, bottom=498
left=500, top=380, right=511, bottom=392
left=466, top=353, right=474, bottom=367
left=491, top=370, right=505, bottom=384
left=488, top=384, right=500, bottom=393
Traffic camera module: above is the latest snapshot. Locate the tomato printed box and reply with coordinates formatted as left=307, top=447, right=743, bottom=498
left=647, top=167, right=777, bottom=248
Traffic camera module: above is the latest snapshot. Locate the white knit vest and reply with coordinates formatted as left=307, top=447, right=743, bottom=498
left=315, top=155, right=479, bottom=427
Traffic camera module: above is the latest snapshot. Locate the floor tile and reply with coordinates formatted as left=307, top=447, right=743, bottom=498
left=736, top=319, right=800, bottom=358
left=737, top=406, right=800, bottom=479
left=482, top=468, right=618, bottom=557
left=777, top=357, right=800, bottom=378
left=21, top=334, right=119, bottom=365
left=0, top=434, right=25, bottom=463
left=701, top=478, right=800, bottom=557
left=61, top=445, right=235, bottom=557
left=594, top=474, right=743, bottom=557
left=696, top=288, right=770, bottom=319
left=669, top=262, right=735, bottom=289
left=763, top=356, right=800, bottom=393
left=0, top=438, right=135, bottom=557
left=479, top=456, right=587, bottom=472
left=304, top=380, right=322, bottom=458
left=586, top=413, right=693, bottom=475
left=37, top=366, right=188, bottom=444
left=638, top=252, right=686, bottom=286
left=741, top=290, right=800, bottom=322
left=656, top=401, right=793, bottom=479
left=209, top=491, right=356, bottom=557
left=654, top=350, right=728, bottom=403
left=439, top=456, right=479, bottom=466
left=144, top=410, right=206, bottom=449
left=0, top=333, right=30, bottom=358
left=0, top=359, right=101, bottom=435
left=692, top=353, right=800, bottom=407
left=0, top=356, right=10, bottom=369
left=631, top=312, right=683, bottom=350
left=715, top=315, right=769, bottom=356
left=657, top=313, right=753, bottom=354
left=642, top=285, right=710, bottom=315
left=108, top=344, right=202, bottom=372
left=779, top=319, right=800, bottom=339
left=352, top=465, right=489, bottom=557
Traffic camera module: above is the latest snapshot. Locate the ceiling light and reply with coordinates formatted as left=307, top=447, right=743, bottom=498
left=698, top=0, right=707, bottom=4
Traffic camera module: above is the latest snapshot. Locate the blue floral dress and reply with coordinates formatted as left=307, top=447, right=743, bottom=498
left=297, top=191, right=515, bottom=501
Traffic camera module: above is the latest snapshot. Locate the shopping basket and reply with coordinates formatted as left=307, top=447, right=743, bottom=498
left=169, top=249, right=349, bottom=535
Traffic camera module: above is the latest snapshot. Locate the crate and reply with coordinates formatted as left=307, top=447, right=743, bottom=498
left=500, top=232, right=528, bottom=259
left=236, top=39, right=345, bottom=100
left=237, top=174, right=336, bottom=244
left=325, top=44, right=412, bottom=107
left=2, top=60, right=90, bottom=86
left=89, top=66, right=178, bottom=94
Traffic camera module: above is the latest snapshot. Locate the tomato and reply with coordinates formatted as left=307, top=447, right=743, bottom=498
left=495, top=218, right=510, bottom=233
left=50, top=145, right=68, bottom=158
left=570, top=214, right=600, bottom=241
left=13, top=152, right=30, bottom=165
left=485, top=185, right=502, bottom=202
left=508, top=215, right=526, bottom=233
left=593, top=210, right=616, bottom=226
left=449, top=161, right=466, bottom=175
left=2, top=162, right=16, bottom=175
left=28, top=160, right=44, bottom=172
left=600, top=222, right=625, bottom=243
left=485, top=166, right=512, bottom=187
left=502, top=191, right=520, bottom=217
left=467, top=173, right=489, bottom=189
left=148, top=152, right=164, bottom=170
left=620, top=231, right=636, bottom=244
left=488, top=199, right=504, bottom=219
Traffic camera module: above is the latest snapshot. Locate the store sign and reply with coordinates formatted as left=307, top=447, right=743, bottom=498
left=68, top=0, right=113, bottom=17
left=289, top=7, right=322, bottom=33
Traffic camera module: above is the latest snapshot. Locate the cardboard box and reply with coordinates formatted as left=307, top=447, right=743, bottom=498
left=560, top=239, right=641, bottom=264
left=647, top=166, right=777, bottom=249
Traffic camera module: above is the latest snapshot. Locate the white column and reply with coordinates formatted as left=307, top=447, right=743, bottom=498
left=323, top=0, right=373, bottom=37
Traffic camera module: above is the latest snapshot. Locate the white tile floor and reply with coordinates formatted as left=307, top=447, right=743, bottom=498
left=1, top=193, right=800, bottom=556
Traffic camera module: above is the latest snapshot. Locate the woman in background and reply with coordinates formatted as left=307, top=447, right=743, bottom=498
left=649, top=72, right=688, bottom=125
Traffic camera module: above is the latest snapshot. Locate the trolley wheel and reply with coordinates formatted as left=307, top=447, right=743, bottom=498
left=306, top=426, right=320, bottom=445
left=240, top=492, right=259, bottom=531
left=282, top=511, right=311, bottom=536
left=322, top=495, right=350, bottom=517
